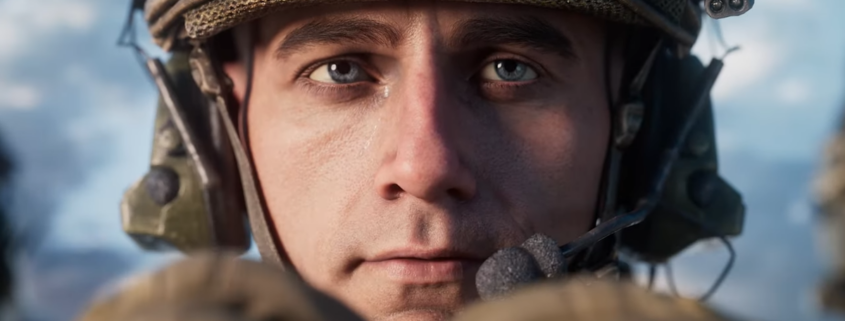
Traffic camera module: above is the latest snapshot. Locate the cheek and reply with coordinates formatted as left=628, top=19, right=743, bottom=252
left=246, top=84, right=376, bottom=283
left=505, top=82, right=610, bottom=243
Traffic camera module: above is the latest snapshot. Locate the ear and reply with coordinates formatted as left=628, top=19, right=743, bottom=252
left=223, top=61, right=248, bottom=105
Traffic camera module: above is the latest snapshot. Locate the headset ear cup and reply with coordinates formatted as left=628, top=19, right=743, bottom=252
left=617, top=52, right=745, bottom=263
left=121, top=51, right=250, bottom=254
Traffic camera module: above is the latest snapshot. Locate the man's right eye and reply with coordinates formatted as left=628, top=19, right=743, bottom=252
left=308, top=61, right=372, bottom=84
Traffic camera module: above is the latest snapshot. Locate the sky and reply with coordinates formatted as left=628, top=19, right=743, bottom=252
left=0, top=0, right=844, bottom=320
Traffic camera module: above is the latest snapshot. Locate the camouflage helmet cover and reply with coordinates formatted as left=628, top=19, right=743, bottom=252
left=144, top=0, right=701, bottom=51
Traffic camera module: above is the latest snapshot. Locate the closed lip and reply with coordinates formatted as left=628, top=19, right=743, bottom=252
left=362, top=248, right=486, bottom=284
left=367, top=248, right=487, bottom=262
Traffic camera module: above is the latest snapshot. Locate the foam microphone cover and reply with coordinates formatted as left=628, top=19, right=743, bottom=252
left=475, top=247, right=543, bottom=301
left=519, top=234, right=567, bottom=278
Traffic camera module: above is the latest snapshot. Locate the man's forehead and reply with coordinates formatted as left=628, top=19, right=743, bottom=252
left=257, top=3, right=590, bottom=60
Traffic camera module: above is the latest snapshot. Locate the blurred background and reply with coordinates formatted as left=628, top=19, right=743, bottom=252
left=0, top=0, right=844, bottom=320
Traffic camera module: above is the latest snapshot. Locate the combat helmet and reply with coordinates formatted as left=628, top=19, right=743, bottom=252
left=119, top=0, right=752, bottom=296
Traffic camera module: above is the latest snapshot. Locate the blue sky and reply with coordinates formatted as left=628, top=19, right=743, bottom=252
left=0, top=0, right=844, bottom=320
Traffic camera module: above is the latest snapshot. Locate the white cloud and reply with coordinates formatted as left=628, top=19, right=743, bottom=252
left=59, top=64, right=149, bottom=146
left=710, top=40, right=782, bottom=101
left=30, top=1, right=97, bottom=31
left=0, top=83, right=41, bottom=110
left=692, top=17, right=784, bottom=101
left=0, top=0, right=100, bottom=111
left=0, top=20, right=22, bottom=58
left=689, top=0, right=843, bottom=105
left=777, top=78, right=813, bottom=105
left=42, top=63, right=158, bottom=251
left=762, top=0, right=820, bottom=13
left=0, top=0, right=97, bottom=30
left=0, top=0, right=98, bottom=62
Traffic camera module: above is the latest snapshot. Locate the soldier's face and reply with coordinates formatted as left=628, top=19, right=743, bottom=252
left=224, top=2, right=620, bottom=320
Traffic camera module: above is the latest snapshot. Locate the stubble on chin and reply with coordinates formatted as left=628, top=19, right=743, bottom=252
left=334, top=280, right=475, bottom=321
left=375, top=309, right=455, bottom=321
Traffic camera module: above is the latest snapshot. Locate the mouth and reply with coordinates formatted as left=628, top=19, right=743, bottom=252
left=361, top=249, right=485, bottom=285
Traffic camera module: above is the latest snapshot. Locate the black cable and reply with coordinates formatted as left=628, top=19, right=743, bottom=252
left=710, top=17, right=741, bottom=59
left=664, top=262, right=681, bottom=297
left=117, top=2, right=152, bottom=82
left=703, top=235, right=735, bottom=301
left=116, top=0, right=137, bottom=47
left=559, top=39, right=668, bottom=259
left=711, top=19, right=729, bottom=53
left=647, top=264, right=657, bottom=290
left=671, top=207, right=737, bottom=302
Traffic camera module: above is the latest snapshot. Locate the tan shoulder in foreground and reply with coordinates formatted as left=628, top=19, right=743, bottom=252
left=75, top=252, right=363, bottom=321
left=455, top=276, right=743, bottom=321
left=77, top=254, right=741, bottom=321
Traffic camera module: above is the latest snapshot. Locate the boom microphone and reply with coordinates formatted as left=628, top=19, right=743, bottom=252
left=475, top=234, right=566, bottom=300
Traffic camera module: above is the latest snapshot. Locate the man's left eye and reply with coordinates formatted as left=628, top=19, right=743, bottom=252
left=309, top=61, right=372, bottom=84
left=480, top=59, right=538, bottom=82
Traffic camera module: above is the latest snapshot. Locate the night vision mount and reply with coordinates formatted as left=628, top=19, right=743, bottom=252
left=704, top=0, right=754, bottom=19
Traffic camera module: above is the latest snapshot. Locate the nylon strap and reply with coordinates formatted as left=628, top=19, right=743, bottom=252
left=214, top=94, right=285, bottom=267
left=189, top=45, right=286, bottom=268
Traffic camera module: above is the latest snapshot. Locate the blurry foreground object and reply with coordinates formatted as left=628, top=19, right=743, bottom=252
left=0, top=135, right=15, bottom=317
left=75, top=252, right=364, bottom=321
left=76, top=253, right=743, bottom=321
left=457, top=276, right=741, bottom=321
left=814, top=97, right=845, bottom=313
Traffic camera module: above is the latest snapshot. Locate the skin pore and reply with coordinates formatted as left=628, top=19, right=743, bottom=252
left=223, top=2, right=624, bottom=320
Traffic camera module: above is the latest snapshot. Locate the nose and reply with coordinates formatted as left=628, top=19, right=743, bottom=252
left=373, top=57, right=477, bottom=203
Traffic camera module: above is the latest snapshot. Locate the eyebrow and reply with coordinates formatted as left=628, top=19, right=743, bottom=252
left=274, top=18, right=402, bottom=59
left=450, top=17, right=577, bottom=60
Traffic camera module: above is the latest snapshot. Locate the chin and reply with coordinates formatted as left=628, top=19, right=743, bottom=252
left=331, top=267, right=479, bottom=321
left=375, top=309, right=455, bottom=321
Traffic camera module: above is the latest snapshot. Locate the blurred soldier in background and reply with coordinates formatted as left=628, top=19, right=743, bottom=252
left=814, top=82, right=845, bottom=314
left=78, top=0, right=752, bottom=320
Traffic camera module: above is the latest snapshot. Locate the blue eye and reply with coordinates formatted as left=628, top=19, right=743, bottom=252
left=481, top=59, right=538, bottom=82
left=309, top=61, right=371, bottom=84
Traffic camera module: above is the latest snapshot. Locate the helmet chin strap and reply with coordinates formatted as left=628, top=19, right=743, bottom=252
left=573, top=35, right=664, bottom=271
left=188, top=29, right=288, bottom=268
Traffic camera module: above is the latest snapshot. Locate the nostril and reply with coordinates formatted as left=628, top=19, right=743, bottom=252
left=385, top=183, right=403, bottom=199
